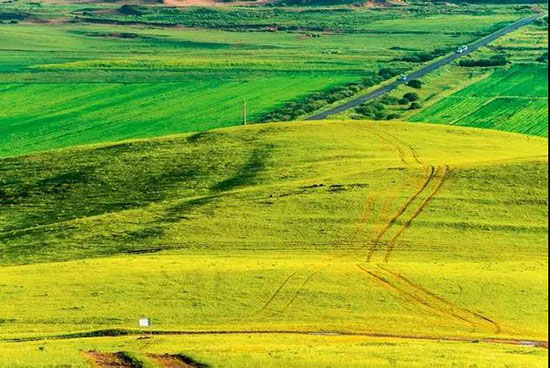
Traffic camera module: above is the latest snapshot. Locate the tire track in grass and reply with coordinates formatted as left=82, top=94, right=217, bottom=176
left=366, top=165, right=435, bottom=262
left=257, top=129, right=398, bottom=314
left=258, top=129, right=434, bottom=314
left=373, top=132, right=410, bottom=166
left=256, top=270, right=301, bottom=315
left=257, top=172, right=383, bottom=315
left=375, top=129, right=423, bottom=166
left=284, top=270, right=322, bottom=309
left=383, top=165, right=452, bottom=263
left=280, top=191, right=383, bottom=311
left=376, top=264, right=502, bottom=334
left=356, top=264, right=479, bottom=331
left=356, top=164, right=504, bottom=334
left=280, top=130, right=428, bottom=309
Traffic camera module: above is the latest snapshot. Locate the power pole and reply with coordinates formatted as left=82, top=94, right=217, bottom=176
left=242, top=99, right=247, bottom=126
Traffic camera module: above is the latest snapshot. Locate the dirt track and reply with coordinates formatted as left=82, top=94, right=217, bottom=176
left=15, top=330, right=546, bottom=350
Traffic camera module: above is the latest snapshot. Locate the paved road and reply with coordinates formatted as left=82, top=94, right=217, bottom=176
left=306, top=13, right=546, bottom=120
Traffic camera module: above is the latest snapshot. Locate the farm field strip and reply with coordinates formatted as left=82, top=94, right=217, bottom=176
left=412, top=64, right=549, bottom=136
left=0, top=74, right=356, bottom=157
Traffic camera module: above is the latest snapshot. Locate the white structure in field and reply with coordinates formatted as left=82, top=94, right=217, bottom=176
left=139, top=318, right=151, bottom=327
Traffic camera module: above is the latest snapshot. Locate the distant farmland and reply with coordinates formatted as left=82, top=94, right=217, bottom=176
left=411, top=64, right=548, bottom=136
left=0, top=4, right=530, bottom=157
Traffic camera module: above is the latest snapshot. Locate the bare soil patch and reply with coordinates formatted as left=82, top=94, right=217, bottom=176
left=147, top=354, right=209, bottom=368
left=86, top=351, right=132, bottom=368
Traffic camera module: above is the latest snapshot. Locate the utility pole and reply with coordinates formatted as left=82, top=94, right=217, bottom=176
left=242, top=99, right=247, bottom=126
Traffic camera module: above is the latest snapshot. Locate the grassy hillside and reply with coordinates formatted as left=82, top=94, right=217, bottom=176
left=1, top=120, right=547, bottom=264
left=0, top=121, right=547, bottom=367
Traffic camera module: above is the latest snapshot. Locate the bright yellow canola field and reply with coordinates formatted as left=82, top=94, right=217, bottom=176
left=0, top=121, right=547, bottom=367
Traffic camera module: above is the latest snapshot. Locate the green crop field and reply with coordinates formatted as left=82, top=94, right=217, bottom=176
left=0, top=3, right=534, bottom=158
left=411, top=64, right=548, bottom=136
left=0, top=121, right=548, bottom=367
left=330, top=20, right=548, bottom=136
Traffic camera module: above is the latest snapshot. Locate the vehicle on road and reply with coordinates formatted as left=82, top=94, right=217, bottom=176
left=398, top=74, right=408, bottom=81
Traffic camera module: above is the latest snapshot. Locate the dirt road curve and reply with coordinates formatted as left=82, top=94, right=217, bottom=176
left=7, top=330, right=547, bottom=349
left=306, top=13, right=546, bottom=120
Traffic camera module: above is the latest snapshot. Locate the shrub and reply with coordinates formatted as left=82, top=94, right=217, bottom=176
left=459, top=54, right=508, bottom=67
left=371, top=102, right=386, bottom=111
left=374, top=111, right=387, bottom=120
left=355, top=105, right=372, bottom=116
left=409, top=102, right=422, bottom=110
left=536, top=52, right=548, bottom=63
left=118, top=4, right=144, bottom=16
left=403, top=92, right=419, bottom=102
left=407, top=79, right=423, bottom=89
left=378, top=68, right=403, bottom=80
left=379, top=95, right=399, bottom=105
left=400, top=48, right=447, bottom=63
left=398, top=98, right=409, bottom=105
left=401, top=52, right=434, bottom=63
left=386, top=113, right=400, bottom=120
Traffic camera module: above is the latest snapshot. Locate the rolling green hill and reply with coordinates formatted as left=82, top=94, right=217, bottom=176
left=0, top=121, right=547, bottom=367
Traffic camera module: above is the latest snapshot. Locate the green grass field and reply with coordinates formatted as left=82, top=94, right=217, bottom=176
left=0, top=4, right=533, bottom=158
left=0, top=121, right=547, bottom=366
left=411, top=64, right=548, bottom=136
